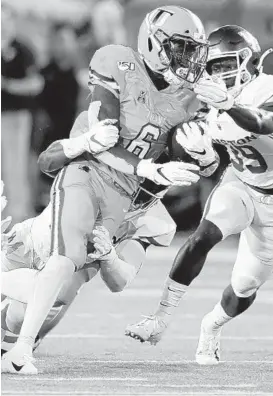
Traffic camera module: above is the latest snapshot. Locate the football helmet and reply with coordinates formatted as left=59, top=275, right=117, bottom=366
left=206, top=25, right=271, bottom=94
left=138, top=6, right=209, bottom=85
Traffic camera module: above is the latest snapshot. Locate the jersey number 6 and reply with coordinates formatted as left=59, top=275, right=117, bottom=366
left=126, top=123, right=161, bottom=159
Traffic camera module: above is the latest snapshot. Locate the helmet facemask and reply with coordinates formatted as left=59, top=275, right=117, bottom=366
left=206, top=47, right=254, bottom=96
left=147, top=30, right=208, bottom=86
left=163, top=35, right=208, bottom=83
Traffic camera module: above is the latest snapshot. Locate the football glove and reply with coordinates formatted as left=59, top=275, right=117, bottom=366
left=176, top=121, right=216, bottom=166
left=137, top=159, right=200, bottom=187
left=62, top=119, right=119, bottom=159
left=194, top=77, right=234, bottom=111
left=88, top=226, right=114, bottom=261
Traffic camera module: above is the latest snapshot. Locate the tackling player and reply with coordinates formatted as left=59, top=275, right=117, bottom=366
left=125, top=25, right=273, bottom=364
left=1, top=194, right=176, bottom=359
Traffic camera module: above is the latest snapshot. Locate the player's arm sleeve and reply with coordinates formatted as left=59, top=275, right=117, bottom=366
left=38, top=111, right=89, bottom=176
left=226, top=96, right=273, bottom=136
left=89, top=47, right=142, bottom=174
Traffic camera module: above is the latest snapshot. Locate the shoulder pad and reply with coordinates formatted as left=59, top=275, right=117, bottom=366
left=89, top=45, right=136, bottom=98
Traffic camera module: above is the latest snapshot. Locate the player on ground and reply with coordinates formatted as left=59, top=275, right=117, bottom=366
left=1, top=196, right=176, bottom=355
left=125, top=25, right=273, bottom=363
left=2, top=6, right=230, bottom=374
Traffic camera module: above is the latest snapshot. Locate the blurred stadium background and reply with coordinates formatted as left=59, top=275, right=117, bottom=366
left=2, top=0, right=273, bottom=227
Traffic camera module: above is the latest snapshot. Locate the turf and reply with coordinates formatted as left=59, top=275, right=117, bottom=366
left=2, top=234, right=273, bottom=396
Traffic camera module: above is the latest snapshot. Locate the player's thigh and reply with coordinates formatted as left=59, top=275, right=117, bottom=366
left=203, top=179, right=254, bottom=239
left=50, top=165, right=99, bottom=269
left=231, top=229, right=273, bottom=296
left=99, top=182, right=131, bottom=238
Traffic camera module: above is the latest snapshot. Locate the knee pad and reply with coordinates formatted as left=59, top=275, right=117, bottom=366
left=231, top=274, right=261, bottom=298
left=6, top=300, right=26, bottom=335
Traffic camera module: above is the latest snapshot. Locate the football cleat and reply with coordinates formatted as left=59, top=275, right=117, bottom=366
left=195, top=316, right=221, bottom=365
left=125, top=315, right=168, bottom=345
left=1, top=351, right=38, bottom=375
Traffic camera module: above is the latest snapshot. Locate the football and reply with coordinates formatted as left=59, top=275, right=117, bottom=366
left=168, top=125, right=199, bottom=166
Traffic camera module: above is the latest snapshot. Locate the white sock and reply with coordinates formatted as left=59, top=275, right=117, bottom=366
left=203, top=302, right=232, bottom=333
left=155, top=277, right=188, bottom=322
left=15, top=255, right=75, bottom=355
left=1, top=269, right=37, bottom=303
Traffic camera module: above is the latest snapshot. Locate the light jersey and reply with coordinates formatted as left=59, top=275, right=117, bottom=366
left=4, top=201, right=175, bottom=271
left=207, top=73, right=273, bottom=189
left=84, top=44, right=200, bottom=195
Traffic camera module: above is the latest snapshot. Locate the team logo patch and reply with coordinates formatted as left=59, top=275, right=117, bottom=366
left=137, top=90, right=147, bottom=104
left=117, top=61, right=135, bottom=71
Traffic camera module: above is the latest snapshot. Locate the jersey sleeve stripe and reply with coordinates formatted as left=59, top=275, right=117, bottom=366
left=89, top=67, right=116, bottom=83
left=88, top=69, right=120, bottom=95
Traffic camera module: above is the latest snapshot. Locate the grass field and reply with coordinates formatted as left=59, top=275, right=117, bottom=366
left=2, top=233, right=273, bottom=396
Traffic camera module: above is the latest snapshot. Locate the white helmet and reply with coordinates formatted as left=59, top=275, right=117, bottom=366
left=138, top=6, right=209, bottom=85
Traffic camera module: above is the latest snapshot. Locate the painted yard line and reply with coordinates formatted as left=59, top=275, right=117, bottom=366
left=46, top=333, right=273, bottom=341
left=78, top=359, right=273, bottom=364
left=7, top=377, right=148, bottom=382
left=5, top=380, right=255, bottom=389
left=138, top=384, right=255, bottom=389
left=2, top=392, right=273, bottom=396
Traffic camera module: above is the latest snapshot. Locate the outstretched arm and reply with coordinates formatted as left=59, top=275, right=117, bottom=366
left=226, top=99, right=273, bottom=135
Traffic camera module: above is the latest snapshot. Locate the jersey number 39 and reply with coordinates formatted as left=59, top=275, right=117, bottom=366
left=229, top=145, right=268, bottom=174
left=126, top=124, right=160, bottom=159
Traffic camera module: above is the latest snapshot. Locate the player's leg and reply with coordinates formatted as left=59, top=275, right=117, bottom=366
left=1, top=264, right=100, bottom=353
left=92, top=178, right=132, bottom=290
left=2, top=165, right=98, bottom=374
left=196, top=204, right=273, bottom=364
left=126, top=176, right=254, bottom=344
left=36, top=263, right=100, bottom=346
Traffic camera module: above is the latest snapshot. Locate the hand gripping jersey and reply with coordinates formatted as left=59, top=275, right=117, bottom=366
left=207, top=73, right=273, bottom=189
left=87, top=44, right=200, bottom=195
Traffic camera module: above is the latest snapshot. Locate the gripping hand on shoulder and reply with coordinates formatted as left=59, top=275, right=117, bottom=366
left=136, top=159, right=200, bottom=187
left=194, top=76, right=234, bottom=110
